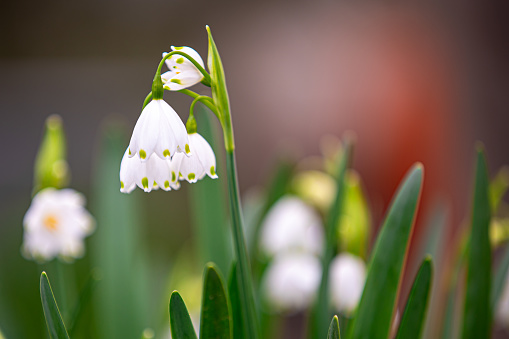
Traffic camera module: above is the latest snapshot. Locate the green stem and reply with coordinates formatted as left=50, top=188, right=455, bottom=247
left=226, top=150, right=259, bottom=339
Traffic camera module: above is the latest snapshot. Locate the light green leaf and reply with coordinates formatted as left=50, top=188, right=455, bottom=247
left=350, top=163, right=423, bottom=339
left=40, top=272, right=70, bottom=339
left=200, top=263, right=231, bottom=339
left=327, top=315, right=341, bottom=339
left=461, top=146, right=492, bottom=339
left=396, top=257, right=433, bottom=339
left=169, top=291, right=198, bottom=339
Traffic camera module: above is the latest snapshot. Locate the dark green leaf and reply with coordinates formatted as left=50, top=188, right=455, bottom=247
left=40, top=272, right=70, bottom=339
left=310, top=137, right=353, bottom=339
left=350, top=164, right=423, bottom=339
left=200, top=263, right=231, bottom=339
left=461, top=146, right=492, bottom=339
left=67, top=269, right=101, bottom=336
left=169, top=291, right=198, bottom=339
left=396, top=257, right=433, bottom=339
left=327, top=315, right=341, bottom=339
left=228, top=262, right=243, bottom=339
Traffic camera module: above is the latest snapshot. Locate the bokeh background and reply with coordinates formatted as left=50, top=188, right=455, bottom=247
left=1, top=0, right=509, bottom=338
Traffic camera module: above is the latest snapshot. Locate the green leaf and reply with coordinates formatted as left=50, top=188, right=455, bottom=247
left=327, top=315, right=341, bottom=339
left=310, top=137, right=353, bottom=339
left=350, top=163, right=423, bottom=339
left=396, top=257, right=433, bottom=339
left=200, top=263, right=232, bottom=339
left=228, top=262, right=243, bottom=339
left=169, top=291, right=198, bottom=339
left=40, top=272, right=70, bottom=339
left=461, top=146, right=492, bottom=339
left=67, top=269, right=101, bottom=336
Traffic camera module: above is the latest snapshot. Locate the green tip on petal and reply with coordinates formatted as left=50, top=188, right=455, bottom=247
left=172, top=171, right=176, bottom=182
left=174, top=46, right=184, bottom=50
left=142, top=177, right=149, bottom=189
left=128, top=148, right=131, bottom=155
left=176, top=57, right=184, bottom=64
left=188, top=173, right=196, bottom=181
left=163, top=149, right=171, bottom=157
left=164, top=180, right=170, bottom=189
left=120, top=181, right=124, bottom=189
left=210, top=166, right=216, bottom=176
left=139, top=149, right=147, bottom=159
left=185, top=144, right=190, bottom=154
left=170, top=78, right=182, bottom=85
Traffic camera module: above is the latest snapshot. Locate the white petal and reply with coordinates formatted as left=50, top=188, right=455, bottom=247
left=189, top=133, right=218, bottom=179
left=159, top=101, right=190, bottom=156
left=120, top=148, right=138, bottom=193
left=329, top=253, right=366, bottom=314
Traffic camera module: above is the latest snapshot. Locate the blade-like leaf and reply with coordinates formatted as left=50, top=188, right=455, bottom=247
left=169, top=291, right=198, bottom=339
left=396, top=256, right=433, bottom=339
left=200, top=263, right=231, bottom=339
left=350, top=163, right=423, bottom=339
left=327, top=315, right=341, bottom=339
left=40, top=272, right=70, bottom=339
left=310, top=136, right=353, bottom=339
left=461, top=146, right=492, bottom=339
left=228, top=262, right=243, bottom=339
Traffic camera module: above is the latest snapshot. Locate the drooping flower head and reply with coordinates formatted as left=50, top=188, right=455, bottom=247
left=22, top=188, right=95, bottom=262
left=120, top=148, right=180, bottom=193
left=329, top=253, right=367, bottom=314
left=172, top=132, right=218, bottom=184
left=162, top=46, right=205, bottom=91
left=128, top=99, right=190, bottom=161
left=260, top=196, right=324, bottom=257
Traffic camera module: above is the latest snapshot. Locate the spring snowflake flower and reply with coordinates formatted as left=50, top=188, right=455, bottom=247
left=162, top=46, right=205, bottom=91
left=329, top=253, right=367, bottom=314
left=22, top=188, right=95, bottom=262
left=260, top=196, right=324, bottom=257
left=128, top=99, right=190, bottom=162
left=120, top=148, right=180, bottom=193
left=262, top=252, right=322, bottom=311
left=171, top=132, right=218, bottom=183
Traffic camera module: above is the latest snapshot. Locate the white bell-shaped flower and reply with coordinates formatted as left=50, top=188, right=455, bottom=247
left=120, top=148, right=180, bottom=193
left=162, top=46, right=205, bottom=91
left=262, top=252, right=322, bottom=311
left=128, top=99, right=190, bottom=162
left=260, top=196, right=324, bottom=257
left=329, top=253, right=367, bottom=314
left=22, top=188, right=95, bottom=262
left=171, top=132, right=218, bottom=184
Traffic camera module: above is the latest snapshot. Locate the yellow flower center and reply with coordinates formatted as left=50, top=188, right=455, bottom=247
left=43, top=215, right=59, bottom=231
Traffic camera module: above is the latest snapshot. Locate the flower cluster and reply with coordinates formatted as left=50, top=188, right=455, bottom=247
left=120, top=46, right=218, bottom=193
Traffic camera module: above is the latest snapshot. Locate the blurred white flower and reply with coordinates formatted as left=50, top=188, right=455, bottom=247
left=172, top=133, right=218, bottom=184
left=22, top=188, right=95, bottom=262
left=262, top=252, right=322, bottom=311
left=260, top=196, right=324, bottom=257
left=496, top=271, right=509, bottom=328
left=128, top=99, right=190, bottom=162
left=120, top=148, right=180, bottom=193
left=162, top=46, right=205, bottom=91
left=329, top=253, right=366, bottom=314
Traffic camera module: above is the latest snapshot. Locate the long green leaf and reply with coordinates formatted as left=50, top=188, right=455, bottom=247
left=327, top=315, right=341, bottom=339
left=40, top=272, right=70, bottom=339
left=461, top=146, right=492, bottom=339
left=228, top=262, right=243, bottom=339
left=396, top=256, right=433, bottom=339
left=200, top=263, right=231, bottom=339
left=169, top=291, right=198, bottom=339
left=350, top=163, right=423, bottom=339
left=310, top=137, right=353, bottom=339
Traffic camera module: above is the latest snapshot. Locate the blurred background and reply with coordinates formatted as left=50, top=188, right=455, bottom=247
left=1, top=0, right=509, bottom=338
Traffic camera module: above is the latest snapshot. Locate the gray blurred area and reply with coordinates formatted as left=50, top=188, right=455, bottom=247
left=1, top=0, right=509, bottom=338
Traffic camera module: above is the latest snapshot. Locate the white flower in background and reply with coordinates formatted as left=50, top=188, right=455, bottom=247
left=262, top=252, right=322, bottom=311
left=496, top=271, right=509, bottom=328
left=22, top=188, right=95, bottom=262
left=171, top=132, right=218, bottom=183
left=329, top=253, right=366, bottom=314
left=128, top=99, right=190, bottom=161
left=162, top=46, right=205, bottom=91
left=260, top=196, right=324, bottom=257
left=120, top=148, right=180, bottom=193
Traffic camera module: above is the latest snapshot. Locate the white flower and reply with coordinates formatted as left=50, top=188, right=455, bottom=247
left=120, top=148, right=180, bottom=193
left=329, top=253, right=366, bottom=314
left=262, top=252, right=322, bottom=311
left=128, top=99, right=190, bottom=161
left=171, top=132, right=218, bottom=183
left=22, top=188, right=95, bottom=262
left=162, top=46, right=205, bottom=91
left=260, top=196, right=324, bottom=257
